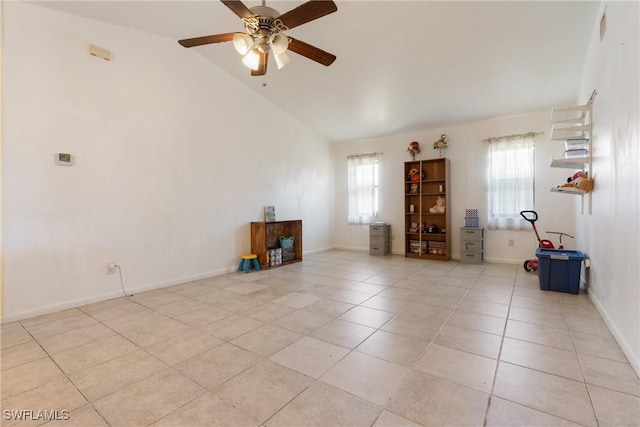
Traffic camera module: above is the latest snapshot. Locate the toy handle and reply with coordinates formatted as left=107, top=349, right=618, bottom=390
left=520, top=210, right=538, bottom=223
left=546, top=231, right=574, bottom=239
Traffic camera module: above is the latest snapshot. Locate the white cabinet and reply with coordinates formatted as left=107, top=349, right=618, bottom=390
left=460, top=227, right=484, bottom=264
left=370, top=224, right=391, bottom=256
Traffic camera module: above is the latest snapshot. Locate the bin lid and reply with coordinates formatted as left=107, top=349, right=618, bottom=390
left=535, top=248, right=585, bottom=261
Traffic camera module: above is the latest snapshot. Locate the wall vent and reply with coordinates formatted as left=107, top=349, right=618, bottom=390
left=89, top=44, right=111, bottom=61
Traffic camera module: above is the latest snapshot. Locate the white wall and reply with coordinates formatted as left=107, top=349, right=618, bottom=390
left=576, top=1, right=639, bottom=375
left=1, top=3, right=335, bottom=322
left=333, top=112, right=577, bottom=263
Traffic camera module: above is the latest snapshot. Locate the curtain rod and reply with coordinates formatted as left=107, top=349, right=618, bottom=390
left=482, top=131, right=543, bottom=143
left=346, top=152, right=383, bottom=159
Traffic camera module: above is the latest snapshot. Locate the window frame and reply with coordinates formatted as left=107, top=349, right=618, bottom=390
left=487, top=137, right=536, bottom=229
left=347, top=153, right=381, bottom=225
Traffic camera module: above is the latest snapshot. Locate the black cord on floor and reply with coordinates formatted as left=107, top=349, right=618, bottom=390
left=114, top=264, right=133, bottom=297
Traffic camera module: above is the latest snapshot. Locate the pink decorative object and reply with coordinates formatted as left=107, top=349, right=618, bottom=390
left=407, top=141, right=421, bottom=160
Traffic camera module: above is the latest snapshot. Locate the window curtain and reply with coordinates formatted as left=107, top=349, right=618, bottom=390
left=487, top=136, right=535, bottom=230
left=347, top=153, right=380, bottom=224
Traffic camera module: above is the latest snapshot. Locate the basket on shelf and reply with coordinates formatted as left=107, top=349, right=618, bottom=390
left=279, top=236, right=294, bottom=249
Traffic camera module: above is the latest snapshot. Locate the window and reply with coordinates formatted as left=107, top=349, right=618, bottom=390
left=487, top=136, right=535, bottom=230
left=347, top=153, right=380, bottom=224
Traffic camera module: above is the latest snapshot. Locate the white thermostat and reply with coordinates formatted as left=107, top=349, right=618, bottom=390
left=55, top=153, right=75, bottom=166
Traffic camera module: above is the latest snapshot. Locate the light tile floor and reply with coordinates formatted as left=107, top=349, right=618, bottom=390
left=1, top=250, right=639, bottom=426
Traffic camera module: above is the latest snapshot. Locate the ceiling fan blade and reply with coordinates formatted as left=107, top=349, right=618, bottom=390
left=220, top=0, right=254, bottom=19
left=288, top=38, right=336, bottom=66
left=178, top=33, right=235, bottom=48
left=251, top=51, right=268, bottom=76
left=277, top=0, right=337, bottom=30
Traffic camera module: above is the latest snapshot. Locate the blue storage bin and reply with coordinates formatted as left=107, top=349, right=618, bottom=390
left=536, top=249, right=584, bottom=294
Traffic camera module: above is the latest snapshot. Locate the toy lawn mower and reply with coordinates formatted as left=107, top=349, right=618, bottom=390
left=520, top=210, right=574, bottom=272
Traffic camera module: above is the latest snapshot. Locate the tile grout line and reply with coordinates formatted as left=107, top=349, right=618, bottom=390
left=562, top=292, right=601, bottom=427
left=11, top=319, right=111, bottom=427
left=481, top=273, right=516, bottom=427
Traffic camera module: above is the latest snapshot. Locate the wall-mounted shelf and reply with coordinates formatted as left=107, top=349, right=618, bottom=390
left=550, top=124, right=591, bottom=141
left=549, top=90, right=596, bottom=214
left=550, top=186, right=587, bottom=195
left=549, top=157, right=591, bottom=169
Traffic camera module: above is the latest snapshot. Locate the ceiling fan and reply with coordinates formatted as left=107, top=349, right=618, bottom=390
left=178, top=0, right=337, bottom=76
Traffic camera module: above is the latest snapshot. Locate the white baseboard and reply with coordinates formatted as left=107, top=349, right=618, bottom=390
left=122, top=268, right=229, bottom=296
left=303, top=246, right=336, bottom=255
left=481, top=257, right=521, bottom=265
left=1, top=268, right=228, bottom=324
left=589, top=291, right=640, bottom=377
left=1, top=290, right=125, bottom=324
left=333, top=245, right=368, bottom=252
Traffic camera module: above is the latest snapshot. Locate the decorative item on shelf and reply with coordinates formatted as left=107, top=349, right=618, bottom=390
left=565, top=137, right=589, bottom=152
left=409, top=204, right=415, bottom=213
left=279, top=236, right=294, bottom=249
left=282, top=247, right=296, bottom=262
left=409, top=183, right=419, bottom=194
left=267, top=248, right=282, bottom=267
left=409, top=222, right=418, bottom=233
left=429, top=195, right=446, bottom=213
left=409, top=239, right=427, bottom=254
left=464, top=208, right=481, bottom=228
left=428, top=244, right=446, bottom=255
left=564, top=149, right=589, bottom=159
left=464, top=217, right=480, bottom=228
left=408, top=167, right=422, bottom=181
left=407, top=141, right=421, bottom=160
left=558, top=171, right=594, bottom=193
left=427, top=224, right=439, bottom=234
left=433, top=134, right=449, bottom=158
left=264, top=206, right=276, bottom=222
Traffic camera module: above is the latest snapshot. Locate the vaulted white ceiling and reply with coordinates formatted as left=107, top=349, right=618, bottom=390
left=30, top=1, right=600, bottom=142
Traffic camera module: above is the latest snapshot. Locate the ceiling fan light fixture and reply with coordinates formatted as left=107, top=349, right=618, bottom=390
left=273, top=51, right=290, bottom=69
left=269, top=33, right=289, bottom=54
left=257, top=41, right=270, bottom=53
left=178, top=0, right=338, bottom=76
left=241, top=49, right=261, bottom=70
left=232, top=32, right=254, bottom=55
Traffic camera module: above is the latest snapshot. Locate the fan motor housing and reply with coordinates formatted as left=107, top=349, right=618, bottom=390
left=245, top=6, right=283, bottom=34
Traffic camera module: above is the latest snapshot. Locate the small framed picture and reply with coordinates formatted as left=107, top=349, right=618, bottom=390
left=264, top=206, right=276, bottom=222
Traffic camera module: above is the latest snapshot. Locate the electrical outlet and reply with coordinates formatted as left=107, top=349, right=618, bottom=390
left=107, top=263, right=117, bottom=274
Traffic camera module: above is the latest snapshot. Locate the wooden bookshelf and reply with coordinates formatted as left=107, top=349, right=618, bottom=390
left=250, top=220, right=302, bottom=269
